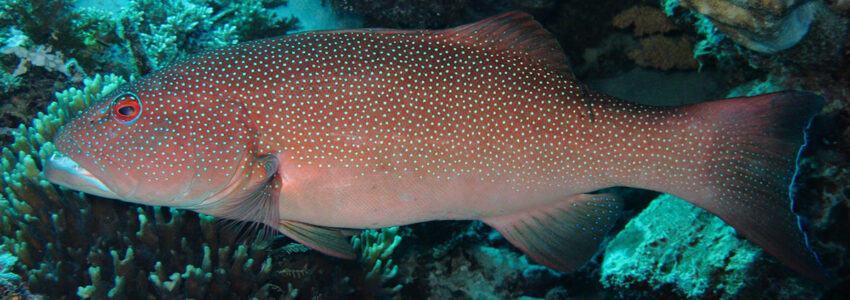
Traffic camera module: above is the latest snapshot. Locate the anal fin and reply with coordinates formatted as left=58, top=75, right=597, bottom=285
left=278, top=220, right=357, bottom=259
left=483, top=193, right=622, bottom=271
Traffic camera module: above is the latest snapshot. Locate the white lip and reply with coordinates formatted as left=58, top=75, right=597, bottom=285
left=44, top=152, right=121, bottom=199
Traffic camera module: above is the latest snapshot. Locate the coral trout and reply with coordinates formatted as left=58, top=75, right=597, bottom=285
left=44, top=12, right=828, bottom=282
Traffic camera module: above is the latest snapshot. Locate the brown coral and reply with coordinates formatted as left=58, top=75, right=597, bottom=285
left=612, top=6, right=676, bottom=36
left=628, top=35, right=699, bottom=70
left=612, top=5, right=697, bottom=70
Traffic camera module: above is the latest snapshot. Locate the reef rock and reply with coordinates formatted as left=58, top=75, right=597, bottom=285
left=600, top=194, right=761, bottom=298
left=678, top=0, right=818, bottom=53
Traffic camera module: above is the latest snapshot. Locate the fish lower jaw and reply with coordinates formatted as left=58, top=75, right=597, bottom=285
left=43, top=152, right=121, bottom=199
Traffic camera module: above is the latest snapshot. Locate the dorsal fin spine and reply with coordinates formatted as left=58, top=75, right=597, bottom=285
left=441, top=11, right=573, bottom=76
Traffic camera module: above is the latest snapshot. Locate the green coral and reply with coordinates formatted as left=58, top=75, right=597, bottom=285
left=124, top=0, right=217, bottom=68
left=124, top=0, right=298, bottom=69
left=725, top=75, right=785, bottom=97
left=600, top=194, right=761, bottom=298
left=691, top=14, right=726, bottom=65
left=208, top=0, right=298, bottom=42
left=0, top=250, right=40, bottom=299
left=1, top=0, right=297, bottom=79
left=657, top=0, right=730, bottom=69
left=0, top=71, right=21, bottom=93
left=352, top=227, right=403, bottom=297
left=660, top=0, right=679, bottom=16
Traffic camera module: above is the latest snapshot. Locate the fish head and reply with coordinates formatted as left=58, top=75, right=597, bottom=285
left=45, top=75, right=262, bottom=210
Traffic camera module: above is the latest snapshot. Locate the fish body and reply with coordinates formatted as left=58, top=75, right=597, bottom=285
left=45, top=12, right=829, bottom=282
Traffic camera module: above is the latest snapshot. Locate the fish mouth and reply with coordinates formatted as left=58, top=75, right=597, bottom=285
left=44, top=152, right=121, bottom=199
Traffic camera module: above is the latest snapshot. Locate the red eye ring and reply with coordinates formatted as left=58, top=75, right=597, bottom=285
left=110, top=92, right=143, bottom=124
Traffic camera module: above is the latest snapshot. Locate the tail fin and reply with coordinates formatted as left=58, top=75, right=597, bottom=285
left=680, top=91, right=828, bottom=283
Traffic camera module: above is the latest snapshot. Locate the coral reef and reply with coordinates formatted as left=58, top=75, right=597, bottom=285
left=123, top=0, right=297, bottom=69
left=612, top=5, right=698, bottom=70
left=627, top=35, right=698, bottom=70
left=423, top=245, right=555, bottom=299
left=546, top=0, right=637, bottom=78
left=121, top=16, right=154, bottom=76
left=0, top=251, right=42, bottom=299
left=612, top=5, right=676, bottom=36
left=351, top=227, right=403, bottom=297
left=0, top=71, right=21, bottom=94
left=271, top=0, right=364, bottom=32
left=836, top=0, right=850, bottom=12
left=1, top=29, right=84, bottom=79
left=677, top=0, right=818, bottom=53
left=389, top=221, right=578, bottom=299
left=1, top=0, right=121, bottom=71
left=600, top=194, right=763, bottom=298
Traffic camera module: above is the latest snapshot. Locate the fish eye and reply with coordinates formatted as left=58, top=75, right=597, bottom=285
left=110, top=92, right=143, bottom=125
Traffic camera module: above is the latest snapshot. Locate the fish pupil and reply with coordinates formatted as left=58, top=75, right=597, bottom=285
left=118, top=105, right=135, bottom=116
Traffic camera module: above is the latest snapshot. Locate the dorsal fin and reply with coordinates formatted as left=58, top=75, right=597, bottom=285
left=444, top=11, right=573, bottom=76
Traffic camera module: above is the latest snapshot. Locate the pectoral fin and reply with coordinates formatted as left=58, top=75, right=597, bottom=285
left=483, top=193, right=622, bottom=271
left=205, top=154, right=281, bottom=226
left=278, top=220, right=357, bottom=259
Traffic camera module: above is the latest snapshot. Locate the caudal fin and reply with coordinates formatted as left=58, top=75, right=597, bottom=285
left=680, top=91, right=828, bottom=283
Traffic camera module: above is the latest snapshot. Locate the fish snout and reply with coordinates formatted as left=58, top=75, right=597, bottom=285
left=44, top=152, right=121, bottom=199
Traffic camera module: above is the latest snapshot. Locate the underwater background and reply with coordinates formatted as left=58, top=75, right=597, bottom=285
left=0, top=0, right=848, bottom=299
